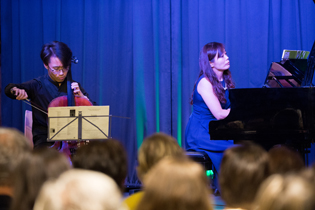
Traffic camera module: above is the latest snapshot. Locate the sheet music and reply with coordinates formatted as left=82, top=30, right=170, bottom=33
left=48, top=106, right=110, bottom=141
left=282, top=50, right=310, bottom=60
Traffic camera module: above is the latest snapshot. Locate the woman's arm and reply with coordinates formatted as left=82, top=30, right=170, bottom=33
left=197, top=78, right=230, bottom=120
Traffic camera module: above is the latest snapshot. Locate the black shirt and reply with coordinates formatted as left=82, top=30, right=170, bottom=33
left=5, top=74, right=94, bottom=147
left=0, top=195, right=11, bottom=210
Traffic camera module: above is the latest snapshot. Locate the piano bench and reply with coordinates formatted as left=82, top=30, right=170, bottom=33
left=186, top=151, right=213, bottom=172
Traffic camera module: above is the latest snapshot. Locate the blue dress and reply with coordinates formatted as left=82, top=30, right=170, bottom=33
left=185, top=75, right=233, bottom=175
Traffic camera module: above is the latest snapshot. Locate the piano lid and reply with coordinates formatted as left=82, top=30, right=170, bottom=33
left=303, top=40, right=315, bottom=86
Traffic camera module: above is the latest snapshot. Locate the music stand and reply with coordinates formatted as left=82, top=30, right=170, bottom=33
left=264, top=41, right=315, bottom=88
left=47, top=106, right=111, bottom=141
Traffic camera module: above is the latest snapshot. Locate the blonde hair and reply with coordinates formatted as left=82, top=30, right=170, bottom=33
left=255, top=174, right=315, bottom=210
left=136, top=157, right=213, bottom=210
left=34, top=169, right=126, bottom=210
left=137, top=132, right=184, bottom=180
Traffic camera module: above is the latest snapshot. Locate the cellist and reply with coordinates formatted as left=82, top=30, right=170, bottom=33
left=5, top=41, right=95, bottom=148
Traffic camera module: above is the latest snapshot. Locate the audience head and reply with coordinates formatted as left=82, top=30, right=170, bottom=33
left=0, top=127, right=32, bottom=188
left=34, top=169, right=126, bottom=210
left=219, top=142, right=269, bottom=209
left=300, top=164, right=315, bottom=186
left=72, top=139, right=128, bottom=191
left=268, top=145, right=304, bottom=175
left=137, top=132, right=185, bottom=180
left=136, top=157, right=213, bottom=210
left=10, top=147, right=71, bottom=210
left=255, top=174, right=315, bottom=210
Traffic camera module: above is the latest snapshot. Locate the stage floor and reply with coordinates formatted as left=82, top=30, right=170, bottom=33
left=212, top=195, right=226, bottom=210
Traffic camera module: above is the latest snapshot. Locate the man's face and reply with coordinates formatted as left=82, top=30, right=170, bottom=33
left=45, top=56, right=69, bottom=83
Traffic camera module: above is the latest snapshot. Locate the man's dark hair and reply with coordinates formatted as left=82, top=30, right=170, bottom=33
left=72, top=139, right=128, bottom=192
left=40, top=41, right=72, bottom=68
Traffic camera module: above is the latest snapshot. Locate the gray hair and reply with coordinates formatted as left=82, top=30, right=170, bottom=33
left=0, top=127, right=32, bottom=186
left=34, top=169, right=127, bottom=210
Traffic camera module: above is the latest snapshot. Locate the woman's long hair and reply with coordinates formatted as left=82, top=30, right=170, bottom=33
left=190, top=42, right=235, bottom=104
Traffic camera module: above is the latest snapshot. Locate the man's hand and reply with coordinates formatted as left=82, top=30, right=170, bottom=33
left=11, top=87, right=28, bottom=100
left=71, top=82, right=84, bottom=97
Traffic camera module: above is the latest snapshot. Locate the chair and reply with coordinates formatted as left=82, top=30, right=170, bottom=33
left=24, top=110, right=34, bottom=148
left=186, top=151, right=212, bottom=171
left=186, top=151, right=220, bottom=195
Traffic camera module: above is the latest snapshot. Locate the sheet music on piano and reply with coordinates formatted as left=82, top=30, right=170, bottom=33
left=281, top=50, right=310, bottom=60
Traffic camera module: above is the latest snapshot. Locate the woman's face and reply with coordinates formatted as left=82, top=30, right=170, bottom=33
left=210, top=49, right=230, bottom=71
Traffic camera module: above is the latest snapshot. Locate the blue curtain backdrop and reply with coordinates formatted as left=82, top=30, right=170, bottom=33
left=2, top=0, right=315, bottom=184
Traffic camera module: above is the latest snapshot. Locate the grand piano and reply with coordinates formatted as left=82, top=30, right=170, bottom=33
left=209, top=41, right=315, bottom=155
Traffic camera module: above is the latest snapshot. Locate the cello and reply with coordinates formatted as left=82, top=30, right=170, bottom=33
left=48, top=58, right=93, bottom=158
